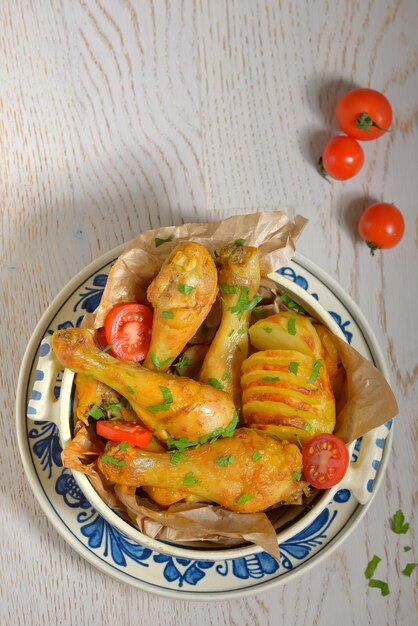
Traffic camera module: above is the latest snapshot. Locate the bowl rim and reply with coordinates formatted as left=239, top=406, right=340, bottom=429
left=15, top=250, right=393, bottom=599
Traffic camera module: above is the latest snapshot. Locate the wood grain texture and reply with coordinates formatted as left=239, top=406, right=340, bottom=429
left=1, top=0, right=417, bottom=624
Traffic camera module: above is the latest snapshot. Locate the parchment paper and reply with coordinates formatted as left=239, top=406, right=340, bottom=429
left=62, top=210, right=398, bottom=560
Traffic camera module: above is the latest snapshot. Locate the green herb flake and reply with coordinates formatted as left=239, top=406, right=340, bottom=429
left=102, top=344, right=113, bottom=353
left=288, top=361, right=299, bottom=375
left=280, top=293, right=307, bottom=315
left=86, top=404, right=106, bottom=420
left=262, top=376, right=280, bottom=382
left=162, top=311, right=174, bottom=319
left=237, top=327, right=247, bottom=335
left=263, top=326, right=273, bottom=334
left=219, top=284, right=240, bottom=294
left=101, top=455, right=126, bottom=467
left=288, top=317, right=297, bottom=336
left=166, top=437, right=197, bottom=452
left=222, top=372, right=230, bottom=381
left=236, top=493, right=253, bottom=505
left=303, top=423, right=312, bottom=432
left=213, top=250, right=219, bottom=258
left=235, top=238, right=246, bottom=246
left=183, top=472, right=201, bottom=486
left=228, top=328, right=235, bottom=337
left=154, top=234, right=174, bottom=247
left=293, top=471, right=302, bottom=481
left=252, top=450, right=262, bottom=462
left=198, top=410, right=239, bottom=445
left=392, top=509, right=410, bottom=534
left=149, top=352, right=173, bottom=369
left=126, top=385, right=135, bottom=395
left=147, top=386, right=174, bottom=413
left=252, top=308, right=267, bottom=319
left=402, top=563, right=417, bottom=577
left=201, top=322, right=209, bottom=334
left=119, top=441, right=129, bottom=452
left=173, top=355, right=190, bottom=371
left=215, top=455, right=235, bottom=467
left=229, top=287, right=263, bottom=320
left=178, top=283, right=194, bottom=295
left=404, top=546, right=412, bottom=552
left=365, top=555, right=381, bottom=579
left=207, top=378, right=225, bottom=390
left=307, top=359, right=323, bottom=385
left=170, top=450, right=187, bottom=465
left=368, top=579, right=390, bottom=597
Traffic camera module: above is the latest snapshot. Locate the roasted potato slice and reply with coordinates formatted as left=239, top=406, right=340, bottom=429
left=249, top=311, right=323, bottom=357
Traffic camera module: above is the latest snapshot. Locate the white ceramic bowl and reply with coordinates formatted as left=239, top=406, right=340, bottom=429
left=25, top=271, right=387, bottom=562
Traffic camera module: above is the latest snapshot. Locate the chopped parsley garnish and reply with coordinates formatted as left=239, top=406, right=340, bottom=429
left=280, top=293, right=307, bottom=315
left=170, top=450, right=187, bottom=465
left=288, top=317, right=297, bottom=336
left=307, top=359, right=323, bottom=385
left=221, top=372, right=230, bottom=381
left=200, top=322, right=209, bottom=334
left=252, top=450, right=262, bottom=462
left=263, top=376, right=280, bottom=382
left=198, top=410, right=239, bottom=444
left=219, top=284, right=240, bottom=294
left=392, top=510, right=410, bottom=534
left=293, top=471, right=302, bottom=481
left=215, top=455, right=234, bottom=467
left=368, top=579, right=390, bottom=596
left=166, top=437, right=197, bottom=452
left=102, top=344, right=113, bottom=353
left=178, top=283, right=194, bottom=295
left=101, top=456, right=126, bottom=467
left=402, top=563, right=417, bottom=577
left=263, top=326, right=273, bottom=334
left=228, top=328, right=235, bottom=336
left=404, top=546, right=412, bottom=552
left=236, top=493, right=253, bottom=505
left=162, top=311, right=174, bottom=319
left=172, top=355, right=190, bottom=371
left=252, top=308, right=267, bottom=319
left=365, top=555, right=381, bottom=579
left=86, top=404, right=105, bottom=420
left=207, top=378, right=225, bottom=390
left=229, top=287, right=263, bottom=320
left=119, top=441, right=129, bottom=452
left=288, top=361, right=299, bottom=375
left=235, top=238, right=246, bottom=246
left=147, top=386, right=173, bottom=412
left=149, top=352, right=173, bottom=369
left=154, top=234, right=174, bottom=247
left=237, top=327, right=247, bottom=335
left=183, top=472, right=201, bottom=486
left=126, top=386, right=135, bottom=395
left=304, top=423, right=312, bottom=432
left=213, top=249, right=219, bottom=258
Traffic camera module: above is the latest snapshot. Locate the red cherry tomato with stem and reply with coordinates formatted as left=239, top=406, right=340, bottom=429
left=319, top=136, right=364, bottom=181
left=96, top=420, right=153, bottom=448
left=336, top=88, right=392, bottom=141
left=358, top=203, right=405, bottom=255
left=302, top=434, right=349, bottom=489
left=104, top=303, right=153, bottom=362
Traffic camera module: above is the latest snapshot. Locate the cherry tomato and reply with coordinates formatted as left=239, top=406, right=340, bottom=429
left=336, top=88, right=392, bottom=141
left=96, top=420, right=152, bottom=448
left=302, top=434, right=349, bottom=489
left=358, top=203, right=405, bottom=254
left=104, top=303, right=153, bottom=362
left=320, top=136, right=364, bottom=180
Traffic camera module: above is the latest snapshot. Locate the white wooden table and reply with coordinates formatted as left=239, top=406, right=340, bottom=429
left=2, top=1, right=417, bottom=624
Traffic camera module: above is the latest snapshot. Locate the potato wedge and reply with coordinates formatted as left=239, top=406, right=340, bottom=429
left=249, top=311, right=323, bottom=357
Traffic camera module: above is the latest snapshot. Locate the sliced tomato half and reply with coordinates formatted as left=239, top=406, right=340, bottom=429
left=96, top=420, right=152, bottom=448
left=104, top=303, right=153, bottom=362
left=302, top=434, right=349, bottom=489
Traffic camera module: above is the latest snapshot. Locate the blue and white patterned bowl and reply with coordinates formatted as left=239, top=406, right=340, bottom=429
left=16, top=248, right=393, bottom=599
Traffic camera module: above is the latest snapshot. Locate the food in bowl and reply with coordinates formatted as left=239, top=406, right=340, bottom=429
left=49, top=239, right=382, bottom=551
